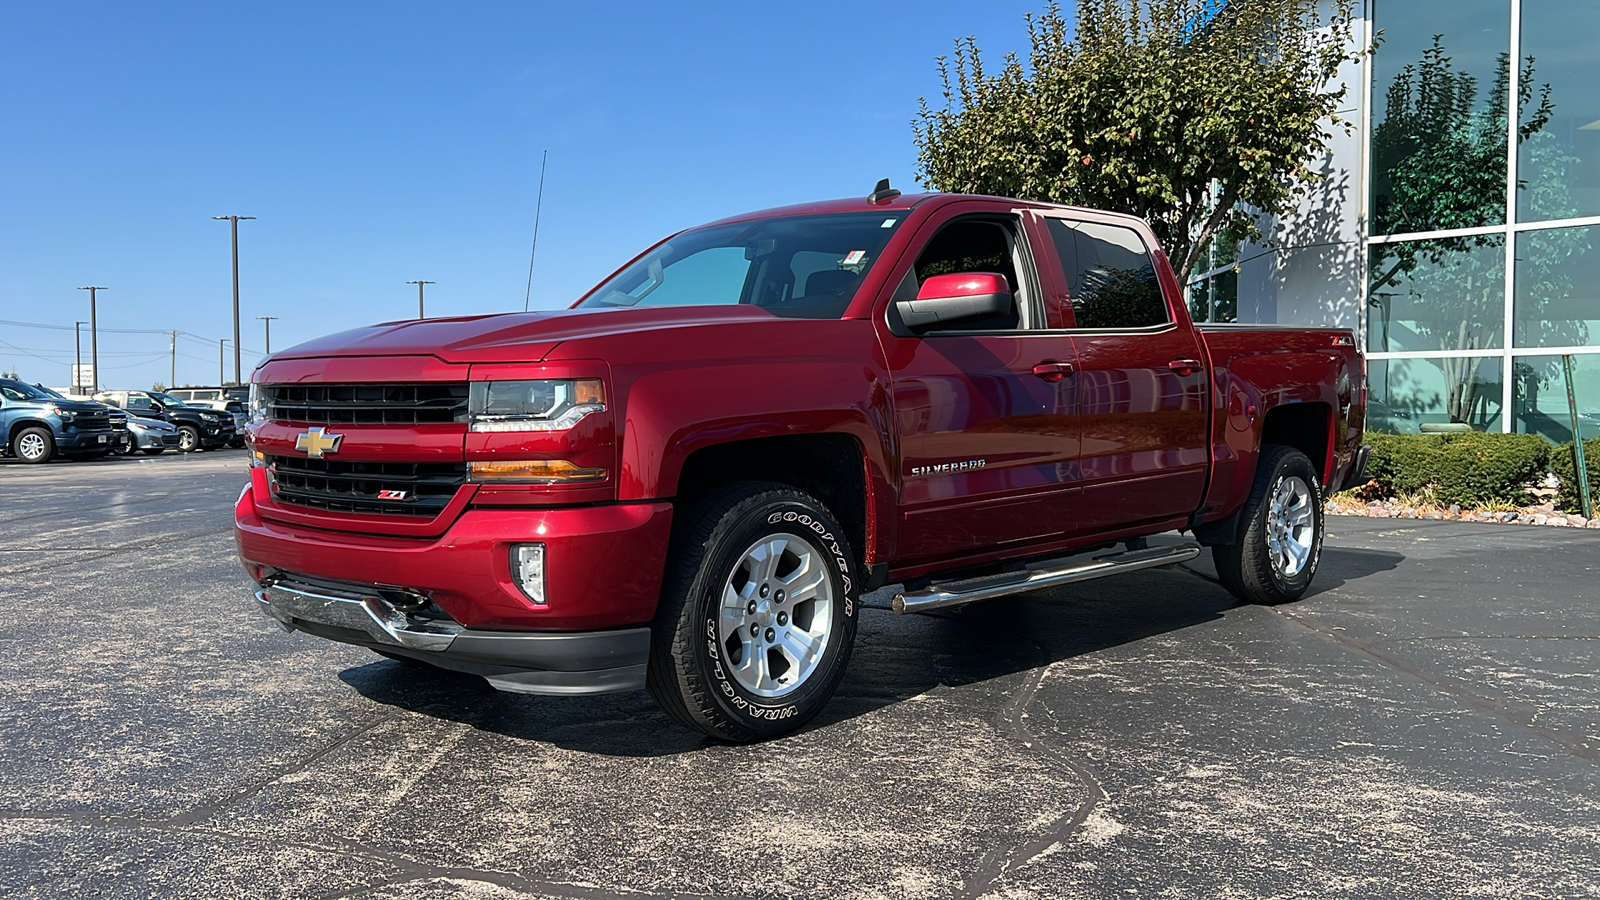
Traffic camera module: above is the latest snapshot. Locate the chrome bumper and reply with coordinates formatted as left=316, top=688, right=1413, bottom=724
left=254, top=576, right=650, bottom=695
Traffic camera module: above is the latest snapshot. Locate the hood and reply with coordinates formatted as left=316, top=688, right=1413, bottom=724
left=128, top=417, right=177, bottom=432
left=51, top=400, right=110, bottom=415
left=266, top=305, right=781, bottom=365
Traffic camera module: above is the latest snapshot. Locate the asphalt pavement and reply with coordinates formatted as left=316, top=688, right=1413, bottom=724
left=1, top=452, right=1597, bottom=899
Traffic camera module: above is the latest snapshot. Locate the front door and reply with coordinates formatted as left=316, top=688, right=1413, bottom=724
left=882, top=206, right=1081, bottom=567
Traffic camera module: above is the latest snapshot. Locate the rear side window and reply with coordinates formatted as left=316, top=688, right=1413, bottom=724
left=1045, top=219, right=1169, bottom=329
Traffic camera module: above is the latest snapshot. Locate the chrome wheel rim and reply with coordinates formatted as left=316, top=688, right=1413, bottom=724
left=17, top=433, right=46, bottom=460
left=179, top=430, right=196, bottom=451
left=1268, top=475, right=1315, bottom=578
left=717, top=533, right=835, bottom=699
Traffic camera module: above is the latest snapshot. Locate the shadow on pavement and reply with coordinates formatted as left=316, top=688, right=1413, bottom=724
left=338, top=545, right=1406, bottom=755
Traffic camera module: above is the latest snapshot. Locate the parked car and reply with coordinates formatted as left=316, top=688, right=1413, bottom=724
left=238, top=188, right=1368, bottom=742
left=0, top=378, right=119, bottom=463
left=114, top=414, right=182, bottom=455
left=166, top=387, right=249, bottom=447
left=94, top=390, right=236, bottom=452
left=32, top=384, right=129, bottom=450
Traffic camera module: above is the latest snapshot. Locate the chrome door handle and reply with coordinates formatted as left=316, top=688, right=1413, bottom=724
left=1032, top=360, right=1074, bottom=383
left=1168, top=358, right=1202, bottom=376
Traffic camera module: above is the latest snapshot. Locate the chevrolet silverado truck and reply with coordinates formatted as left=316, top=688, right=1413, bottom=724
left=237, top=187, right=1368, bottom=742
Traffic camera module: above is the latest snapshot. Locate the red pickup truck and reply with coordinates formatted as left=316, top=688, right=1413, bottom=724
left=237, top=187, right=1367, bottom=742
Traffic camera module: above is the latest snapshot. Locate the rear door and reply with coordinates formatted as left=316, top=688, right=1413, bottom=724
left=879, top=201, right=1081, bottom=567
left=1034, top=213, right=1210, bottom=532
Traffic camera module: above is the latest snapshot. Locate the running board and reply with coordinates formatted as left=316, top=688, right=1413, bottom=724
left=891, top=542, right=1202, bottom=614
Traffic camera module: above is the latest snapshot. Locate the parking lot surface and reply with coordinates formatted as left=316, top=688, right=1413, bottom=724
left=2, top=453, right=1598, bottom=899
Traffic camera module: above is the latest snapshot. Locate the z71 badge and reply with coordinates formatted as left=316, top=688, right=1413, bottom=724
left=909, top=459, right=987, bottom=478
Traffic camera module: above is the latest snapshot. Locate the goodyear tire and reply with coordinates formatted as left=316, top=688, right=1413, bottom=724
left=648, top=482, right=859, bottom=743
left=12, top=427, right=54, bottom=463
left=1213, top=445, right=1324, bottom=605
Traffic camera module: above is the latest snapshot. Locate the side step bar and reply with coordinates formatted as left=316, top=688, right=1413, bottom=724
left=892, top=542, right=1202, bottom=614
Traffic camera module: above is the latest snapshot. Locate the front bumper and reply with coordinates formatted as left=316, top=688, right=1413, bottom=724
left=56, top=429, right=117, bottom=450
left=255, top=574, right=650, bottom=694
left=132, top=430, right=182, bottom=450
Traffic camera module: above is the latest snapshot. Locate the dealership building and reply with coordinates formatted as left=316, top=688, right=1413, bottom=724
left=1214, top=0, right=1600, bottom=440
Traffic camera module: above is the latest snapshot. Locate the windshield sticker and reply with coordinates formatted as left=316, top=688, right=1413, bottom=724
left=881, top=218, right=897, bottom=228
left=841, top=250, right=867, bottom=266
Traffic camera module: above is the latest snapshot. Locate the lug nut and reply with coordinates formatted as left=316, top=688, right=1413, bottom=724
left=747, top=600, right=757, bottom=614
left=750, top=623, right=760, bottom=636
left=777, top=612, right=788, bottom=626
left=759, top=584, right=770, bottom=598
left=775, top=589, right=786, bottom=603
left=764, top=628, right=775, bottom=643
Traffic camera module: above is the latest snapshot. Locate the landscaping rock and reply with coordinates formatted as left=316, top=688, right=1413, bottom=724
left=1532, top=514, right=1549, bottom=525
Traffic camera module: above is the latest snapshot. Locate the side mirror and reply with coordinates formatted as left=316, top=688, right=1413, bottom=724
left=896, top=272, right=1012, bottom=328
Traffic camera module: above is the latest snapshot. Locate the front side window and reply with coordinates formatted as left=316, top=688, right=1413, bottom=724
left=1046, top=219, right=1169, bottom=329
left=902, top=217, right=1027, bottom=332
left=577, top=212, right=903, bottom=320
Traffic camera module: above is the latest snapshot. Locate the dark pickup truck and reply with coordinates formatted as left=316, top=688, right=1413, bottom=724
left=237, top=189, right=1367, bottom=742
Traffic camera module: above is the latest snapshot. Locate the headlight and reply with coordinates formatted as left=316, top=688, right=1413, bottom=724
left=468, top=379, right=605, bottom=433
left=44, top=403, right=75, bottom=419
left=248, top=383, right=269, bottom=424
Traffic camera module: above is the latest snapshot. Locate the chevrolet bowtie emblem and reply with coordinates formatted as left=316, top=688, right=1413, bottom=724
left=295, top=427, right=344, bottom=459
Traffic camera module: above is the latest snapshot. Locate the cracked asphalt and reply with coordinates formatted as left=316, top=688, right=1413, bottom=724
left=2, top=452, right=1598, bottom=899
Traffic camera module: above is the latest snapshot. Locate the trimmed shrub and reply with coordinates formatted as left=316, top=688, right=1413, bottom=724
left=1551, top=437, right=1600, bottom=514
left=1362, top=432, right=1551, bottom=507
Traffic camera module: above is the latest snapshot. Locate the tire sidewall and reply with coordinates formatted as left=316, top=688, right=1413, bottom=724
left=15, top=427, right=53, bottom=463
left=690, top=495, right=858, bottom=732
left=178, top=425, right=199, bottom=452
left=1260, top=453, right=1324, bottom=596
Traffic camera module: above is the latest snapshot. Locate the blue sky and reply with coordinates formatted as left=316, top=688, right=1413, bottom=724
left=0, top=1, right=1038, bottom=389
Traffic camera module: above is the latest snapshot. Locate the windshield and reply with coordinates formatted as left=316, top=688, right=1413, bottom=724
left=33, top=384, right=67, bottom=399
left=152, top=392, right=188, bottom=407
left=0, top=380, right=53, bottom=401
left=576, top=212, right=904, bottom=319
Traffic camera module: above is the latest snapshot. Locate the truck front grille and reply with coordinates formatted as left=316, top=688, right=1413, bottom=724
left=264, top=383, right=469, bottom=425
left=73, top=414, right=112, bottom=432
left=267, top=455, right=467, bottom=517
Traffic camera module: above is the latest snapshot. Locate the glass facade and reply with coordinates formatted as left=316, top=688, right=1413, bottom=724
left=1366, top=0, right=1600, bottom=441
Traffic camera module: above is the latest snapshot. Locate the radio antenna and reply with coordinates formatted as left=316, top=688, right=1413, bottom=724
left=523, top=149, right=548, bottom=312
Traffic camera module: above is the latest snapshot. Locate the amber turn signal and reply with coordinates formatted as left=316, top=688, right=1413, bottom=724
left=468, top=459, right=607, bottom=483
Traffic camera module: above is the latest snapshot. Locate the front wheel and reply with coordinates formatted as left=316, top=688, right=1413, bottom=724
left=12, top=427, right=54, bottom=463
left=1213, top=445, right=1324, bottom=605
left=177, top=425, right=200, bottom=452
left=647, top=482, right=859, bottom=743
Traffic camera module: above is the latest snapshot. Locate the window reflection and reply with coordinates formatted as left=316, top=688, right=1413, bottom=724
left=1514, top=354, right=1600, bottom=442
left=1368, top=357, right=1504, bottom=433
left=1368, top=236, right=1505, bottom=353
left=1514, top=225, right=1599, bottom=348
left=1370, top=0, right=1511, bottom=235
left=1517, top=6, right=1600, bottom=222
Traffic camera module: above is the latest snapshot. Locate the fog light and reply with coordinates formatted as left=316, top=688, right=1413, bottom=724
left=511, top=543, right=547, bottom=605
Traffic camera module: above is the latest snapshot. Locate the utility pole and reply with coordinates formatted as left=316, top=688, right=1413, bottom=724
left=167, top=331, right=180, bottom=389
left=78, top=287, right=106, bottom=392
left=212, top=215, right=255, bottom=384
left=73, top=321, right=85, bottom=393
left=219, top=339, right=228, bottom=385
left=407, top=280, right=435, bottom=319
left=257, top=316, right=278, bottom=354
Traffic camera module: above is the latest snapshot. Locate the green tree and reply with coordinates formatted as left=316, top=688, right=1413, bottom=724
left=913, top=0, right=1362, bottom=281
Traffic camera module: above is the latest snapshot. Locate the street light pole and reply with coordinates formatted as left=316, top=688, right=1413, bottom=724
left=212, top=215, right=255, bottom=384
left=219, top=339, right=228, bottom=385
left=167, top=331, right=180, bottom=389
left=78, top=287, right=106, bottom=393
left=73, top=321, right=85, bottom=393
left=406, top=280, right=435, bottom=319
left=257, top=316, right=279, bottom=354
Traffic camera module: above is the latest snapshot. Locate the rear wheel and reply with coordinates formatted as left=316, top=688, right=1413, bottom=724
left=1213, top=445, right=1324, bottom=605
left=177, top=425, right=200, bottom=452
left=12, top=427, right=53, bottom=463
left=648, top=482, right=859, bottom=743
